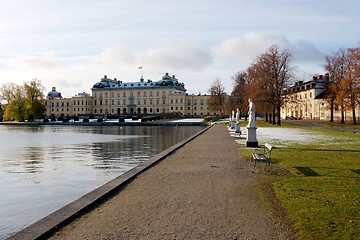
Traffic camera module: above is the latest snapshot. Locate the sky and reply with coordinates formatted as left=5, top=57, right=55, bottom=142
left=0, top=0, right=359, bottom=98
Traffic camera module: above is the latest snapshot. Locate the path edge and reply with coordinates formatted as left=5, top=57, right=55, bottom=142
left=8, top=124, right=213, bottom=240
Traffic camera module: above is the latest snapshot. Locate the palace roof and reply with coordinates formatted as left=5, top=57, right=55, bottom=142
left=92, top=73, right=186, bottom=91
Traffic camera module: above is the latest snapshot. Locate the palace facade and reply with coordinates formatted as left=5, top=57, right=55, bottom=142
left=44, top=73, right=220, bottom=118
left=281, top=74, right=359, bottom=121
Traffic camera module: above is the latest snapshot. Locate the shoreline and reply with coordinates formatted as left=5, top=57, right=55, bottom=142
left=8, top=125, right=212, bottom=239
left=0, top=120, right=209, bottom=127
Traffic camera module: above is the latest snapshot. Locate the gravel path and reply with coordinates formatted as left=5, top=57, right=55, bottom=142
left=50, top=124, right=287, bottom=240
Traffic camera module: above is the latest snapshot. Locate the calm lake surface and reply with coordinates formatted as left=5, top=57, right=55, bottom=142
left=0, top=124, right=205, bottom=239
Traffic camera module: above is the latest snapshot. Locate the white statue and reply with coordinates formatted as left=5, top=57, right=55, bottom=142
left=247, top=98, right=256, bottom=128
left=235, top=108, right=241, bottom=134
left=235, top=108, right=240, bottom=123
left=230, top=109, right=235, bottom=129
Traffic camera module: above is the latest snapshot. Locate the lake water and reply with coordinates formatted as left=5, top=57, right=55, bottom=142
left=0, top=124, right=205, bottom=239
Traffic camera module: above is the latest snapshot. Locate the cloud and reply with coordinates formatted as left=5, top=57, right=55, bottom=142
left=212, top=32, right=284, bottom=63
left=9, top=52, right=67, bottom=69
left=140, top=45, right=213, bottom=71
left=95, top=45, right=135, bottom=65
left=212, top=32, right=325, bottom=66
left=288, top=40, right=325, bottom=63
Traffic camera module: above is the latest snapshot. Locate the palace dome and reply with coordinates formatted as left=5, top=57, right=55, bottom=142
left=47, top=87, right=62, bottom=99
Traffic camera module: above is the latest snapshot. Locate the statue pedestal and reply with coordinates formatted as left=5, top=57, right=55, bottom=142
left=246, top=127, right=258, bottom=147
left=235, top=122, right=241, bottom=134
left=231, top=121, right=235, bottom=129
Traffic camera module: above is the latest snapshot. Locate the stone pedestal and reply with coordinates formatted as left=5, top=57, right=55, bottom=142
left=231, top=121, right=235, bottom=129
left=246, top=127, right=258, bottom=147
left=235, top=122, right=241, bottom=134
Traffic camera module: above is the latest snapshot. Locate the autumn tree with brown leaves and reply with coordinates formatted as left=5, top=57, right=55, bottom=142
left=230, top=71, right=251, bottom=119
left=246, top=45, right=294, bottom=125
left=344, top=47, right=360, bottom=125
left=324, top=46, right=360, bottom=124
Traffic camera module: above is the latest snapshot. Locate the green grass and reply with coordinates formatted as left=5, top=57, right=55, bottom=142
left=240, top=127, right=360, bottom=240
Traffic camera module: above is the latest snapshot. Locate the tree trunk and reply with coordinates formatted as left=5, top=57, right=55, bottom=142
left=352, top=107, right=357, bottom=125
left=276, top=106, right=281, bottom=126
left=341, top=110, right=345, bottom=124
left=272, top=110, right=276, bottom=125
left=265, top=113, right=269, bottom=122
left=269, top=113, right=272, bottom=124
left=330, top=102, right=334, bottom=122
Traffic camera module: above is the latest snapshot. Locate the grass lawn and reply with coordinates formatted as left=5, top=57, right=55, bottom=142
left=240, top=125, right=360, bottom=240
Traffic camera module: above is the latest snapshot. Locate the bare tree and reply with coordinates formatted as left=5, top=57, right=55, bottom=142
left=208, top=78, right=227, bottom=116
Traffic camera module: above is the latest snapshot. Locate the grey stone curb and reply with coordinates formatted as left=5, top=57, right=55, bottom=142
left=8, top=124, right=212, bottom=240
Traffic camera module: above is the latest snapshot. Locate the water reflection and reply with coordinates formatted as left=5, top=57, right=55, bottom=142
left=0, top=125, right=204, bottom=239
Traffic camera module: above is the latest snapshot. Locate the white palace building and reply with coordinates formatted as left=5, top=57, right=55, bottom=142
left=44, top=73, right=220, bottom=119
left=281, top=74, right=359, bottom=122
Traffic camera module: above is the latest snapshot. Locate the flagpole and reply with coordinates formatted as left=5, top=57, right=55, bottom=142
left=139, top=66, right=143, bottom=82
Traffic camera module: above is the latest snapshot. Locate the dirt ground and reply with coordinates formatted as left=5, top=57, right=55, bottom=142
left=50, top=124, right=290, bottom=240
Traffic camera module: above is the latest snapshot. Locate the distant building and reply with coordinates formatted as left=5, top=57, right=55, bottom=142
left=281, top=74, right=359, bottom=121
left=44, top=73, right=223, bottom=118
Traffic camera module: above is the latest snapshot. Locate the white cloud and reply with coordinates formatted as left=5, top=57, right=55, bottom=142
left=213, top=32, right=325, bottom=67
left=95, top=45, right=135, bottom=66
left=140, top=45, right=213, bottom=72
left=212, top=32, right=285, bottom=64
left=9, top=52, right=67, bottom=69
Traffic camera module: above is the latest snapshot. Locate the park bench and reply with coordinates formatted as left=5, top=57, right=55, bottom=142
left=251, top=143, right=273, bottom=173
